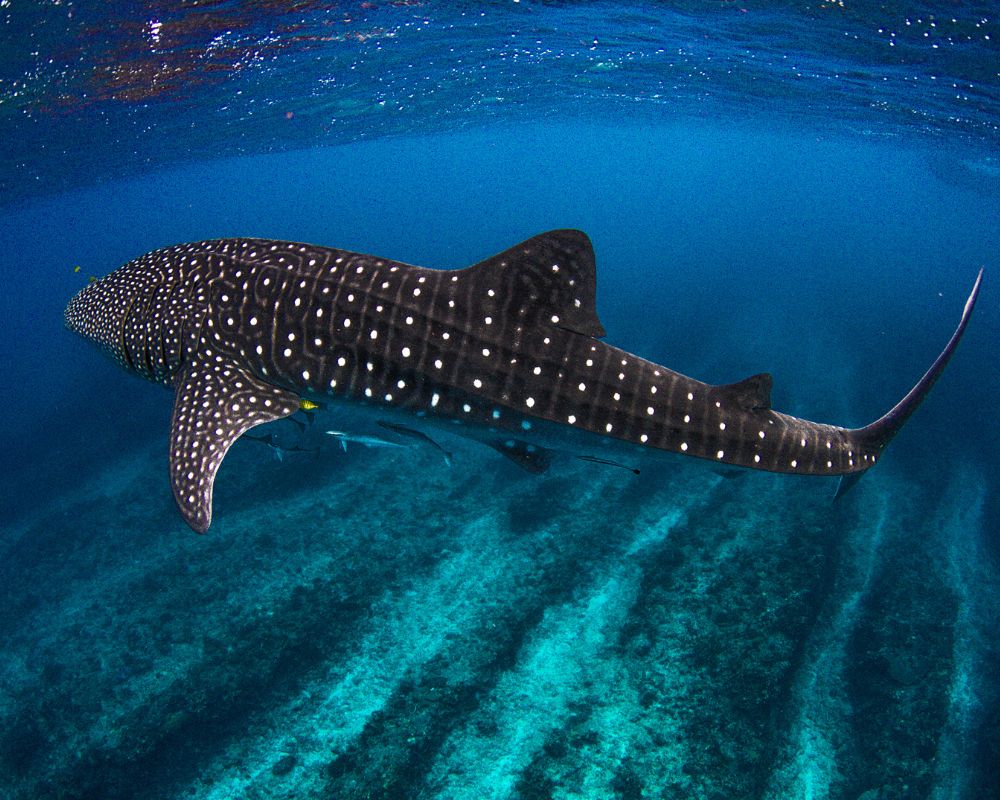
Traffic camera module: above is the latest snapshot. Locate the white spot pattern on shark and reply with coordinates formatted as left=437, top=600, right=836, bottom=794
left=64, top=230, right=983, bottom=532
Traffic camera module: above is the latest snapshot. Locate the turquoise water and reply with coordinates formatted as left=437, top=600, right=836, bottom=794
left=1, top=4, right=999, bottom=799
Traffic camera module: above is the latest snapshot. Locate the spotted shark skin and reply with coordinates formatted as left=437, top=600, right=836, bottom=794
left=64, top=230, right=982, bottom=532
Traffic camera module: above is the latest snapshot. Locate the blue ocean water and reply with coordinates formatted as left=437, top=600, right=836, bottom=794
left=1, top=3, right=998, bottom=799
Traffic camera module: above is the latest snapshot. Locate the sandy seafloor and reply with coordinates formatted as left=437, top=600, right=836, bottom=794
left=2, top=428, right=995, bottom=799
left=1, top=125, right=999, bottom=799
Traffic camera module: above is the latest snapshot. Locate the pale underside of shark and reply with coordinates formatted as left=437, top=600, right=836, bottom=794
left=64, top=230, right=982, bottom=532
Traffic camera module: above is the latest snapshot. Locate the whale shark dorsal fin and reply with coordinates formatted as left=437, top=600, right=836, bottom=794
left=463, top=229, right=606, bottom=338
left=169, top=359, right=299, bottom=533
left=715, top=372, right=773, bottom=412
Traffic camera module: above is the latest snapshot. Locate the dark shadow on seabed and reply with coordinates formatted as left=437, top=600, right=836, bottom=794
left=0, top=430, right=996, bottom=799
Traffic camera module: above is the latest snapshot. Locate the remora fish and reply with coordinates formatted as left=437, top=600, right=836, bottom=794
left=325, top=430, right=412, bottom=450
left=64, top=230, right=982, bottom=532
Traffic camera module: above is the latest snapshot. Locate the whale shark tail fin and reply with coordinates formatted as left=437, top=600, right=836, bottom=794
left=835, top=268, right=983, bottom=501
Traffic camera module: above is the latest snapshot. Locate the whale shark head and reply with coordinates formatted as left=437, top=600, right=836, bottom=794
left=65, top=271, right=143, bottom=369
left=65, top=248, right=205, bottom=385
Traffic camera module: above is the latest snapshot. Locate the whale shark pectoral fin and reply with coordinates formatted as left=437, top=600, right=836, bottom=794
left=169, top=360, right=299, bottom=533
left=487, top=438, right=554, bottom=474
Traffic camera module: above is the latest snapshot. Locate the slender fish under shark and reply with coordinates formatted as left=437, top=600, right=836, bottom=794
left=64, top=230, right=982, bottom=533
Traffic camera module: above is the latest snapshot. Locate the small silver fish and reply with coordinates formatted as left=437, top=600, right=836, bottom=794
left=325, top=431, right=412, bottom=452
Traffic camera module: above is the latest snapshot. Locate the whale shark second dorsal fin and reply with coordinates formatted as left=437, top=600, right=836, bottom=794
left=462, top=229, right=606, bottom=338
left=714, top=372, right=773, bottom=412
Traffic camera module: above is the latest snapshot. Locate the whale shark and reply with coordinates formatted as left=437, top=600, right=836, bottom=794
left=64, top=230, right=982, bottom=532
